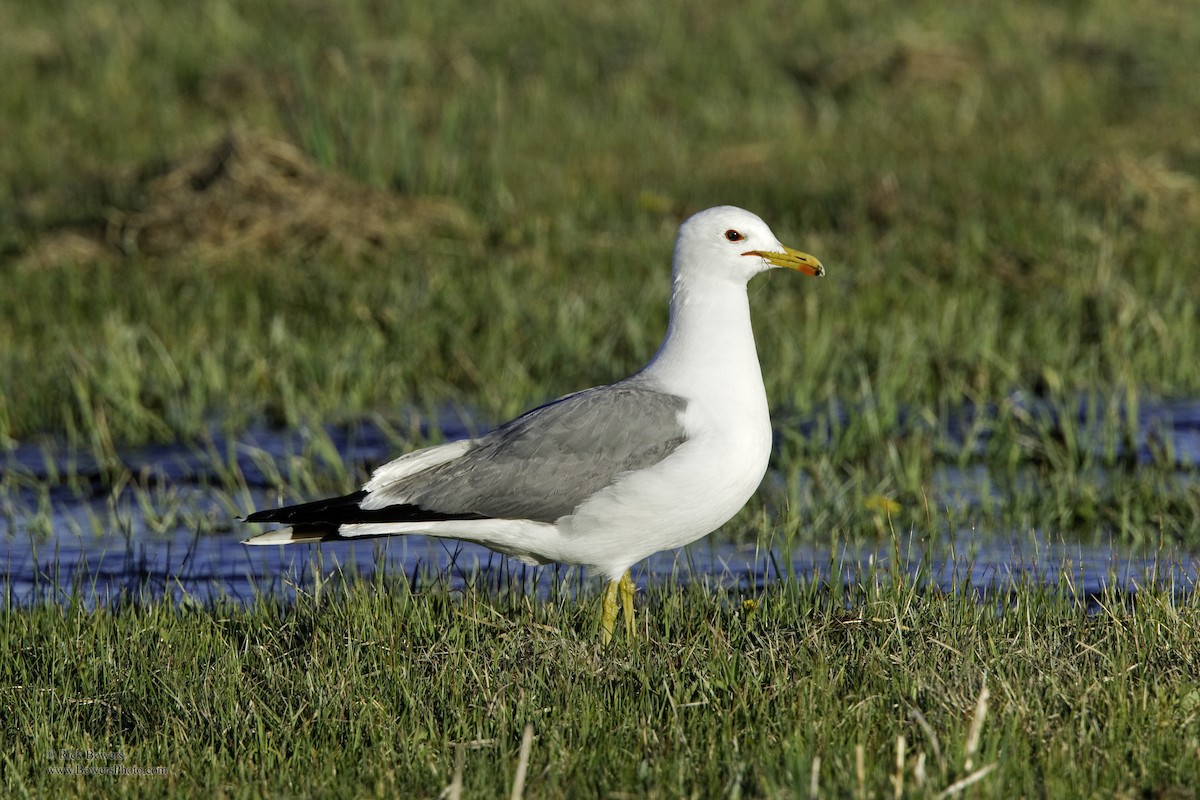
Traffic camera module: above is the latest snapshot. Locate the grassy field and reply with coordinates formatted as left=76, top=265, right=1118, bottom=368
left=5, top=567, right=1199, bottom=798
left=3, top=0, right=1200, bottom=796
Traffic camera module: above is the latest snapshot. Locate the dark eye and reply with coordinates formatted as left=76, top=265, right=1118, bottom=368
left=724, top=229, right=744, bottom=242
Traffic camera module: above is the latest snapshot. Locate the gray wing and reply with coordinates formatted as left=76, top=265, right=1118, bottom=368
left=371, top=380, right=689, bottom=522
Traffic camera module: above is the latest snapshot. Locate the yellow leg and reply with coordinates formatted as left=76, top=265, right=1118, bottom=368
left=600, top=579, right=619, bottom=645
left=599, top=571, right=637, bottom=644
left=619, top=571, right=637, bottom=640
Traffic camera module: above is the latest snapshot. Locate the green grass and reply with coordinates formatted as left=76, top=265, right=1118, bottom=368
left=4, top=566, right=1198, bottom=798
left=3, top=0, right=1200, bottom=446
left=3, top=0, right=1199, bottom=550
left=4, top=0, right=1200, bottom=796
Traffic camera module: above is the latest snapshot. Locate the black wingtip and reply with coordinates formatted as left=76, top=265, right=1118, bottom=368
left=243, top=490, right=370, bottom=525
left=242, top=489, right=489, bottom=527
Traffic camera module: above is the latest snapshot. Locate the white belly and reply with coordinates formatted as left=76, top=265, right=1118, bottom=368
left=558, top=392, right=773, bottom=577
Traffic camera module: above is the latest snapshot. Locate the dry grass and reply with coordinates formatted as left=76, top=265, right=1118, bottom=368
left=18, top=129, right=478, bottom=267
left=1084, top=152, right=1200, bottom=231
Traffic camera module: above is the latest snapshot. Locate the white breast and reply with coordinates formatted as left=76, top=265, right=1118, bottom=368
left=557, top=371, right=772, bottom=577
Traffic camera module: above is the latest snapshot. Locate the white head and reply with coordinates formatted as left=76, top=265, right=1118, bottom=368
left=672, top=205, right=824, bottom=286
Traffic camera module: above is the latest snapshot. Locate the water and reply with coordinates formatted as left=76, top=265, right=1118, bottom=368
left=3, top=396, right=1199, bottom=608
left=5, top=525, right=1196, bottom=610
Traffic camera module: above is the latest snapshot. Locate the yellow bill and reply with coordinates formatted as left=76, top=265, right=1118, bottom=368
left=744, top=245, right=825, bottom=277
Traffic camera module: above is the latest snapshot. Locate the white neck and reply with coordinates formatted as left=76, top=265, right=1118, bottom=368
left=641, top=275, right=766, bottom=403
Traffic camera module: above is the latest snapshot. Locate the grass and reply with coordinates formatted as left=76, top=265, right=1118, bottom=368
left=3, top=0, right=1200, bottom=444
left=3, top=0, right=1199, bottom=548
left=3, top=0, right=1200, bottom=796
left=4, top=564, right=1199, bottom=798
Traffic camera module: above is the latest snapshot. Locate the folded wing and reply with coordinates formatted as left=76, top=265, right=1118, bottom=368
left=243, top=379, right=688, bottom=540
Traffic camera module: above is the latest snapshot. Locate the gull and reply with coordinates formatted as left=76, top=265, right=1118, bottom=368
left=243, top=206, right=824, bottom=643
